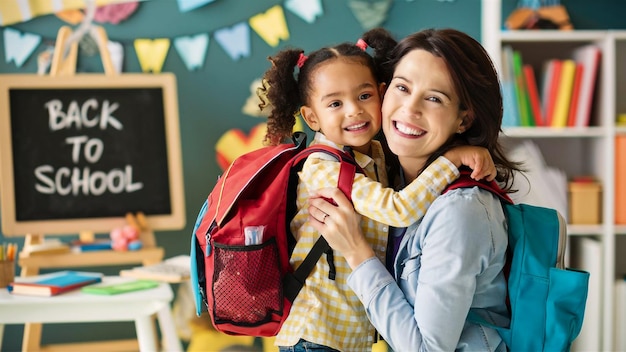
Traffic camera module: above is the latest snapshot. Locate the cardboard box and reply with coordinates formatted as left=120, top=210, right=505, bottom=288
left=569, top=181, right=602, bottom=224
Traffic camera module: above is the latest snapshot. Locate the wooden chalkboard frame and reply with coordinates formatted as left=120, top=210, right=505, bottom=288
left=0, top=73, right=185, bottom=236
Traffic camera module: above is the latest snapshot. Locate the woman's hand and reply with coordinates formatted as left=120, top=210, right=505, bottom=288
left=308, top=187, right=376, bottom=269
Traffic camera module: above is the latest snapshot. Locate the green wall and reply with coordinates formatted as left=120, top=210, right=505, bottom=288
left=0, top=0, right=482, bottom=350
left=3, top=0, right=626, bottom=349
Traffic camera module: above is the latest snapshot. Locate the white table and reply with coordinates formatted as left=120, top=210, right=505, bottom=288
left=0, top=276, right=182, bottom=352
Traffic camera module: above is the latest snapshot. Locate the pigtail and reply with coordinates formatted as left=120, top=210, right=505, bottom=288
left=259, top=49, right=303, bottom=145
left=362, top=28, right=397, bottom=83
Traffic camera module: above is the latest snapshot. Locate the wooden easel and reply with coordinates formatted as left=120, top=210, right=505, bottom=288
left=18, top=24, right=165, bottom=352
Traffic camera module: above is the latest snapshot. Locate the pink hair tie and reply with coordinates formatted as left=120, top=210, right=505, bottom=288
left=297, top=52, right=308, bottom=68
left=356, top=38, right=368, bottom=51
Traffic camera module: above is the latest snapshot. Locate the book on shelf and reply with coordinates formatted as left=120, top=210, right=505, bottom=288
left=522, top=64, right=543, bottom=126
left=81, top=279, right=159, bottom=295
left=541, top=59, right=562, bottom=127
left=119, top=254, right=190, bottom=283
left=616, top=136, right=626, bottom=224
left=70, top=239, right=112, bottom=253
left=21, top=239, right=70, bottom=256
left=501, top=45, right=520, bottom=127
left=551, top=59, right=576, bottom=127
left=569, top=237, right=602, bottom=351
left=10, top=270, right=103, bottom=297
left=566, top=63, right=584, bottom=127
left=572, top=44, right=601, bottom=127
left=615, top=276, right=626, bottom=350
left=512, top=50, right=534, bottom=126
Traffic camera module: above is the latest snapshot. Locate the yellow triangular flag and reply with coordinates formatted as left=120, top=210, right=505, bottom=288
left=134, top=38, right=170, bottom=73
left=249, top=5, right=289, bottom=47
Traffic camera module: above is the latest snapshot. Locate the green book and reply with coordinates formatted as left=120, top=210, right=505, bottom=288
left=81, top=279, right=159, bottom=295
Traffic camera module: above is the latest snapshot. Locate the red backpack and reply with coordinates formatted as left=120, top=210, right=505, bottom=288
left=190, top=132, right=360, bottom=336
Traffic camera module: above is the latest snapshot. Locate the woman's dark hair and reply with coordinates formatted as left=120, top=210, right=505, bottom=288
left=364, top=27, right=523, bottom=191
left=258, top=40, right=384, bottom=145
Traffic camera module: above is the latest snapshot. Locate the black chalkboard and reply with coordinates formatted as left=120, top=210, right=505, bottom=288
left=0, top=74, right=185, bottom=235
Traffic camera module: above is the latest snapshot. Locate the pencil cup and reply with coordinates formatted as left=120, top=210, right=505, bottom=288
left=0, top=260, right=15, bottom=288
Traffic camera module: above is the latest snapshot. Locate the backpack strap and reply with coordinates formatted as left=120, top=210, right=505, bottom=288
left=444, top=169, right=513, bottom=204
left=446, top=169, right=514, bottom=328
left=283, top=145, right=360, bottom=302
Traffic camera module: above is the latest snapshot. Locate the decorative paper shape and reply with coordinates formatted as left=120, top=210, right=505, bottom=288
left=174, top=33, right=209, bottom=71
left=215, top=118, right=304, bottom=171
left=107, top=40, right=124, bottom=73
left=0, top=0, right=144, bottom=26
left=94, top=1, right=139, bottom=24
left=56, top=9, right=84, bottom=24
left=177, top=0, right=215, bottom=13
left=3, top=28, right=41, bottom=67
left=133, top=38, right=170, bottom=73
left=348, top=0, right=392, bottom=30
left=215, top=124, right=268, bottom=171
left=37, top=46, right=55, bottom=74
left=284, top=0, right=323, bottom=24
left=79, top=35, right=99, bottom=56
left=242, top=78, right=270, bottom=117
left=249, top=5, right=289, bottom=47
left=214, top=22, right=250, bottom=61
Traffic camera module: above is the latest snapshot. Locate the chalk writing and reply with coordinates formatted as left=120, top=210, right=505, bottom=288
left=34, top=98, right=143, bottom=196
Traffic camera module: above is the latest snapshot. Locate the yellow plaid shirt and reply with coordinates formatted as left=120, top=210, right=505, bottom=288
left=275, top=134, right=459, bottom=351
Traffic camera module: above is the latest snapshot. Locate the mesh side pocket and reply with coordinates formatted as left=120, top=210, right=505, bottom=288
left=212, top=238, right=283, bottom=325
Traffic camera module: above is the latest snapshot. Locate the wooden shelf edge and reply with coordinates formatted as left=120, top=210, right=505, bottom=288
left=18, top=247, right=165, bottom=270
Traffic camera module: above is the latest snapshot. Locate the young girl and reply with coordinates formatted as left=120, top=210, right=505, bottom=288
left=258, top=36, right=495, bottom=352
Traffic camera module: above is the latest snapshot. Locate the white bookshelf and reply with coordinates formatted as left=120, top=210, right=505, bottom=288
left=481, top=1, right=624, bottom=349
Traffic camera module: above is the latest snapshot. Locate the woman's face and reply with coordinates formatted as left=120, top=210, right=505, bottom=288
left=382, top=49, right=467, bottom=175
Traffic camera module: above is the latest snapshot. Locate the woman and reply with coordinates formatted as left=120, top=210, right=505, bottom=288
left=308, top=28, right=522, bottom=351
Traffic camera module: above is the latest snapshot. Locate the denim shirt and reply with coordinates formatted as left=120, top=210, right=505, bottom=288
left=348, top=186, right=510, bottom=352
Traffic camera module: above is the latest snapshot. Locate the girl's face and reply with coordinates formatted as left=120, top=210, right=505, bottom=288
left=382, top=49, right=468, bottom=176
left=300, top=58, right=383, bottom=155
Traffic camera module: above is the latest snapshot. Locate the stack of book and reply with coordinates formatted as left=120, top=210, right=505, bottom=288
left=10, top=271, right=103, bottom=297
left=501, top=44, right=601, bottom=128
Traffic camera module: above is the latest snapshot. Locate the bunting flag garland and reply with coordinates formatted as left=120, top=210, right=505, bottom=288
left=56, top=9, right=85, bottom=25
left=133, top=38, right=170, bottom=73
left=284, top=0, right=323, bottom=24
left=248, top=5, right=289, bottom=47
left=177, top=0, right=216, bottom=13
left=214, top=22, right=250, bottom=61
left=107, top=40, right=124, bottom=73
left=173, top=33, right=209, bottom=71
left=0, top=0, right=390, bottom=72
left=0, top=0, right=142, bottom=26
left=93, top=1, right=140, bottom=24
left=3, top=27, right=41, bottom=67
left=348, top=0, right=392, bottom=30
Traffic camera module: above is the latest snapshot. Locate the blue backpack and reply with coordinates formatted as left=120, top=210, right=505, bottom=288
left=445, top=172, right=590, bottom=351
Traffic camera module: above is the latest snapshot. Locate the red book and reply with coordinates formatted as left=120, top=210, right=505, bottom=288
left=567, top=64, right=584, bottom=127
left=523, top=64, right=543, bottom=126
left=10, top=271, right=103, bottom=296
